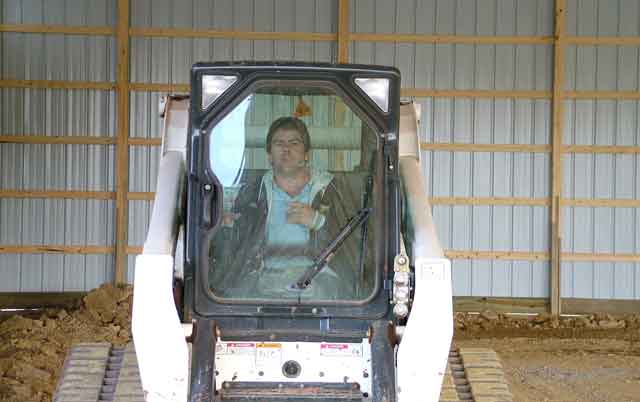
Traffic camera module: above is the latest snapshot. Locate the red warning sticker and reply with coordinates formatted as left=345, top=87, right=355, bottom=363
left=217, top=342, right=256, bottom=356
left=226, top=342, right=256, bottom=348
left=320, top=343, right=361, bottom=357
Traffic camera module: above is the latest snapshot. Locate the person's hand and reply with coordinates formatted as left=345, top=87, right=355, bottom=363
left=287, top=202, right=315, bottom=228
left=222, top=212, right=240, bottom=226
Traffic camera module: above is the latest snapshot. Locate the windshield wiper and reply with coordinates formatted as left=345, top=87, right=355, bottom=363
left=291, top=207, right=372, bottom=290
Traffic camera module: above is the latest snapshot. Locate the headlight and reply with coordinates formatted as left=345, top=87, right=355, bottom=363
left=354, top=77, right=390, bottom=113
left=202, top=75, right=237, bottom=109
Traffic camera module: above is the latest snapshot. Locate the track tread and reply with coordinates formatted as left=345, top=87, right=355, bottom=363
left=440, top=348, right=513, bottom=402
left=56, top=343, right=512, bottom=402
left=53, top=343, right=145, bottom=402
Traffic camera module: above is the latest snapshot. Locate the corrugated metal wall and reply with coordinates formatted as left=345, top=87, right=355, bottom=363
left=350, top=0, right=554, bottom=297
left=1, top=0, right=639, bottom=299
left=562, top=0, right=640, bottom=298
left=126, top=0, right=338, bottom=280
left=1, top=0, right=117, bottom=291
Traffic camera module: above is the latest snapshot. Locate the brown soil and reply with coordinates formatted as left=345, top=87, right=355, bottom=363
left=0, top=284, right=132, bottom=402
left=454, top=311, right=640, bottom=342
left=457, top=338, right=640, bottom=402
left=1, top=291, right=639, bottom=402
left=455, top=312, right=640, bottom=402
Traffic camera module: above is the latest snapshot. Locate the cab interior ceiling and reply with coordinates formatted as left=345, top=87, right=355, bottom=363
left=254, top=84, right=335, bottom=96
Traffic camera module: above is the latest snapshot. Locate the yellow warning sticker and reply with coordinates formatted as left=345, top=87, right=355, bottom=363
left=256, top=343, right=282, bottom=367
left=256, top=342, right=282, bottom=348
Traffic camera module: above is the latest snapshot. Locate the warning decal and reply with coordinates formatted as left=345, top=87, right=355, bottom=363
left=320, top=343, right=362, bottom=357
left=217, top=342, right=256, bottom=356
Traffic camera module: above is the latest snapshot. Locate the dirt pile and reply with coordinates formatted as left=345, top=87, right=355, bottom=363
left=0, top=284, right=133, bottom=402
left=455, top=311, right=640, bottom=340
left=2, top=288, right=639, bottom=402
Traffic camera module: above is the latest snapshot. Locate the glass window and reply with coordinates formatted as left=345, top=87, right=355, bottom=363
left=206, top=82, right=379, bottom=303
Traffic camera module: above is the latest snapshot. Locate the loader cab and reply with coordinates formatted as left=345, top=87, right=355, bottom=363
left=187, top=63, right=401, bottom=320
left=184, top=63, right=402, bottom=401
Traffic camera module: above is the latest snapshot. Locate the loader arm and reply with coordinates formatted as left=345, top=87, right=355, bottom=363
left=131, top=97, right=190, bottom=402
left=395, top=103, right=453, bottom=402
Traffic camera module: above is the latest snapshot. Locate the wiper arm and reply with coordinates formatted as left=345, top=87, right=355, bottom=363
left=291, top=207, right=372, bottom=290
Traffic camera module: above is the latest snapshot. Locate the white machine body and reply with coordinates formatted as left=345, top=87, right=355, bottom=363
left=132, top=97, right=190, bottom=402
left=395, top=103, right=453, bottom=402
left=214, top=340, right=372, bottom=395
left=131, top=96, right=452, bottom=402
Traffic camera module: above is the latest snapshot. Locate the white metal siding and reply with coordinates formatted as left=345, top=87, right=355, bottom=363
left=562, top=0, right=640, bottom=299
left=1, top=0, right=117, bottom=291
left=1, top=0, right=639, bottom=299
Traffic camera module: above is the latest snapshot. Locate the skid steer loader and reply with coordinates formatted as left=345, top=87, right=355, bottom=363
left=54, top=63, right=512, bottom=402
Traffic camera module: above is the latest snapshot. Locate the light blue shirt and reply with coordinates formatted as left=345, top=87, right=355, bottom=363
left=261, top=169, right=333, bottom=271
left=266, top=181, right=312, bottom=247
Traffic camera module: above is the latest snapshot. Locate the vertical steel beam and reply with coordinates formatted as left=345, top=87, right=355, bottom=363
left=550, top=0, right=566, bottom=315
left=115, top=0, right=130, bottom=284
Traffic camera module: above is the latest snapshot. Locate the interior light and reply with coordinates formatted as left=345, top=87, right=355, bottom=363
left=202, top=75, right=237, bottom=109
left=355, top=77, right=390, bottom=113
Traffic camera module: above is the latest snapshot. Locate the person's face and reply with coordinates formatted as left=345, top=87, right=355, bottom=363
left=268, top=128, right=308, bottom=173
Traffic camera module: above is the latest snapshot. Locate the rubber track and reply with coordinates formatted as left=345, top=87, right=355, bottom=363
left=54, top=343, right=512, bottom=402
left=53, top=342, right=145, bottom=402
left=440, top=348, right=514, bottom=402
